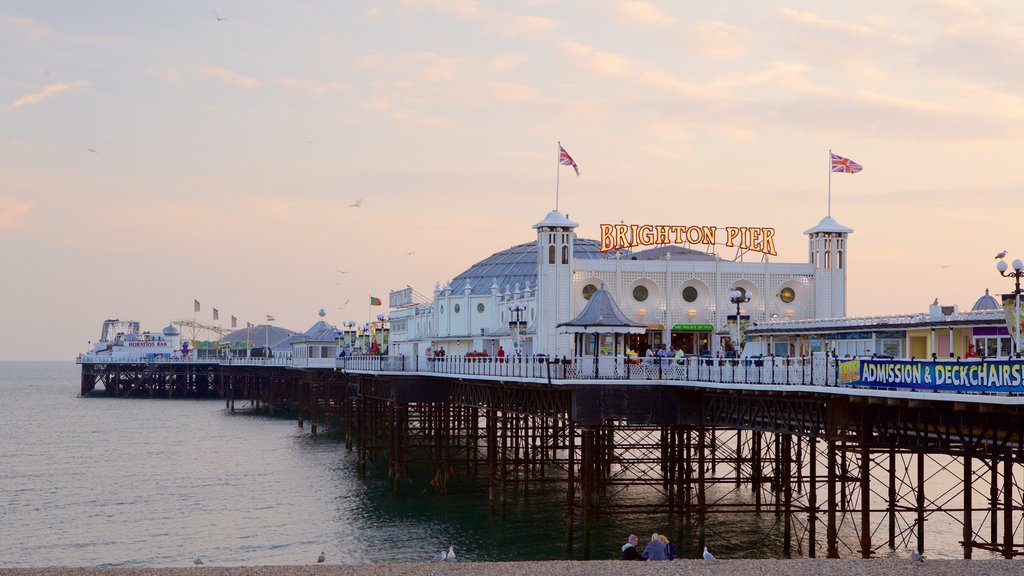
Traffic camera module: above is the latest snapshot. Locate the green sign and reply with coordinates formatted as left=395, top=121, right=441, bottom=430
left=671, top=324, right=714, bottom=332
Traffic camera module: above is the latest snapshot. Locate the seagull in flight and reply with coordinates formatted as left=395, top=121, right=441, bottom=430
left=405, top=251, right=415, bottom=256
left=702, top=546, right=717, bottom=561
left=996, top=250, right=1008, bottom=259
left=87, top=147, right=98, bottom=153
left=349, top=198, right=363, bottom=208
left=343, top=299, right=350, bottom=306
left=215, top=11, right=227, bottom=21
left=337, top=270, right=348, bottom=274
left=940, top=264, right=952, bottom=269
left=317, top=551, right=326, bottom=564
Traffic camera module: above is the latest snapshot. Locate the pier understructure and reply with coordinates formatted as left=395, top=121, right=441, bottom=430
left=78, top=358, right=1024, bottom=560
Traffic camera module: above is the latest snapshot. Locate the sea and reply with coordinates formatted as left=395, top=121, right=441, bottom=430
left=0, top=362, right=1003, bottom=567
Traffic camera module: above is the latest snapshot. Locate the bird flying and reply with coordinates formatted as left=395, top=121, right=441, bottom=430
left=337, top=270, right=348, bottom=274
left=215, top=11, right=227, bottom=21
left=317, top=551, right=326, bottom=564
left=940, top=265, right=952, bottom=269
left=702, top=546, right=717, bottom=561
left=349, top=198, right=363, bottom=208
left=87, top=148, right=98, bottom=153
left=343, top=299, right=350, bottom=306
left=996, top=250, right=1008, bottom=259
left=405, top=251, right=415, bottom=256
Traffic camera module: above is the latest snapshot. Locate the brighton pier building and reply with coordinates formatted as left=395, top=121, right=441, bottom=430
left=386, top=210, right=852, bottom=359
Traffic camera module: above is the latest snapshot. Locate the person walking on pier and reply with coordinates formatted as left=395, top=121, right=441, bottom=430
left=643, top=532, right=667, bottom=561
left=621, top=534, right=642, bottom=560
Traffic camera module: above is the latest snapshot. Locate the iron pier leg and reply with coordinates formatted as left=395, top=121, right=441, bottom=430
left=916, top=450, right=925, bottom=555
left=827, top=438, right=839, bottom=558
left=860, top=441, right=871, bottom=558
left=964, top=453, right=973, bottom=559
left=566, top=418, right=575, bottom=551
left=888, top=448, right=896, bottom=549
left=783, top=433, right=792, bottom=556
left=698, top=424, right=707, bottom=551
left=809, top=436, right=817, bottom=558
left=581, top=427, right=595, bottom=560
left=1003, top=458, right=1013, bottom=559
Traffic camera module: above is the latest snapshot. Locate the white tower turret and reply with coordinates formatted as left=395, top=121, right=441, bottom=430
left=533, top=210, right=578, bottom=357
left=804, top=216, right=853, bottom=319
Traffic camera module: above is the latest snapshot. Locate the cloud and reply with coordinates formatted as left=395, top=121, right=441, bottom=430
left=561, top=41, right=634, bottom=76
left=0, top=15, right=52, bottom=38
left=489, top=53, right=528, bottom=70
left=686, top=20, right=749, bottom=59
left=778, top=8, right=875, bottom=36
left=0, top=197, right=31, bottom=230
left=500, top=15, right=556, bottom=37
left=355, top=52, right=460, bottom=83
left=4, top=80, right=89, bottom=111
left=145, top=65, right=181, bottom=85
left=198, top=66, right=261, bottom=89
left=487, top=81, right=538, bottom=102
left=401, top=0, right=481, bottom=17
left=276, top=76, right=351, bottom=98
left=618, top=1, right=674, bottom=25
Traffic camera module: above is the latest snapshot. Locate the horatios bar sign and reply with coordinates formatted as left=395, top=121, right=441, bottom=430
left=599, top=224, right=777, bottom=256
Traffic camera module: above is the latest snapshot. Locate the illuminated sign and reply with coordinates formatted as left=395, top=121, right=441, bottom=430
left=599, top=224, right=777, bottom=255
left=840, top=358, right=1024, bottom=392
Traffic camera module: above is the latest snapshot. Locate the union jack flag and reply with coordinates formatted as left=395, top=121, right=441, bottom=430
left=559, top=144, right=579, bottom=176
left=831, top=152, right=863, bottom=174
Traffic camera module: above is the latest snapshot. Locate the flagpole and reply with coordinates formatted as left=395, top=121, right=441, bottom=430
left=555, top=141, right=561, bottom=212
left=827, top=148, right=832, bottom=217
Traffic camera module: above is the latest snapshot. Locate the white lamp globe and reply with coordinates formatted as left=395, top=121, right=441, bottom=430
left=1014, top=259, right=1023, bottom=272
left=998, top=260, right=1008, bottom=273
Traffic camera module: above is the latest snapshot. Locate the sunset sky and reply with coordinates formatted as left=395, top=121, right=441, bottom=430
left=3, top=1, right=1023, bottom=360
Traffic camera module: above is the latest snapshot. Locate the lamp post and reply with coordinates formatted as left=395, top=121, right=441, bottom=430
left=997, top=258, right=1024, bottom=357
left=508, top=305, right=526, bottom=356
left=728, top=287, right=751, bottom=357
left=343, top=320, right=356, bottom=353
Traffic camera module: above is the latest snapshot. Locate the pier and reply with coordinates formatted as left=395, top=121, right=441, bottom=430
left=77, top=354, right=1024, bottom=560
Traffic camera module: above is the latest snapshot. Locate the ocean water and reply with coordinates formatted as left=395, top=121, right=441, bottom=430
left=0, top=362, right=1006, bottom=567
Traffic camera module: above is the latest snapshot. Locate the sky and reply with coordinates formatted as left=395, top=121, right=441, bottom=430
left=2, top=0, right=1024, bottom=360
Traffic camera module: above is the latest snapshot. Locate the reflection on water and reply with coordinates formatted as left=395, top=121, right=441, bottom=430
left=0, top=362, right=1006, bottom=566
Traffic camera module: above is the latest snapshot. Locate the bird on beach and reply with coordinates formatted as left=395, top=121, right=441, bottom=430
left=910, top=549, right=924, bottom=562
left=193, top=553, right=204, bottom=565
left=445, top=545, right=455, bottom=561
left=318, top=550, right=326, bottom=564
left=432, top=549, right=447, bottom=562
left=349, top=198, right=363, bottom=208
left=702, top=546, right=717, bottom=561
left=996, top=250, right=1008, bottom=259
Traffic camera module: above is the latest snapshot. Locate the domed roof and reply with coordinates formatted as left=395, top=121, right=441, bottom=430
left=448, top=238, right=609, bottom=296
left=972, top=288, right=1000, bottom=311
left=163, top=324, right=180, bottom=336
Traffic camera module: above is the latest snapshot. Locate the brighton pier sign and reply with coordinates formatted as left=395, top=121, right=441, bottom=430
left=599, top=223, right=777, bottom=256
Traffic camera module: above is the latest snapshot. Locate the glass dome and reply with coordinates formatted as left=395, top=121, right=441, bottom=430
left=448, top=238, right=608, bottom=295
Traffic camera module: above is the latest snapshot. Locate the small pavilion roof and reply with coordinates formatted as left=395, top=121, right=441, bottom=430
left=557, top=287, right=646, bottom=334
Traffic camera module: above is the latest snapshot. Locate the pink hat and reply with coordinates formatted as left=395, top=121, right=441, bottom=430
left=628, top=534, right=638, bottom=544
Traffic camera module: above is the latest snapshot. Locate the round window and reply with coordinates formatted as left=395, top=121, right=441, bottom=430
left=780, top=287, right=796, bottom=304
left=477, top=303, right=485, bottom=313
left=633, top=285, right=649, bottom=302
left=582, top=284, right=597, bottom=300
left=454, top=304, right=461, bottom=314
left=682, top=286, right=698, bottom=303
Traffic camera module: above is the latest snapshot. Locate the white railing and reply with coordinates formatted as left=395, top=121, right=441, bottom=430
left=338, top=354, right=836, bottom=386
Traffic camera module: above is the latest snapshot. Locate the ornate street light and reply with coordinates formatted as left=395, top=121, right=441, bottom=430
left=997, top=258, right=1024, bottom=357
left=728, top=287, right=751, bottom=357
left=508, top=305, right=526, bottom=356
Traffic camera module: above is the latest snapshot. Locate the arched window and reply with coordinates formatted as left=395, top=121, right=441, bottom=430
left=837, top=250, right=844, bottom=269
left=548, top=245, right=555, bottom=264
left=561, top=245, right=569, bottom=264
left=824, top=250, right=831, bottom=269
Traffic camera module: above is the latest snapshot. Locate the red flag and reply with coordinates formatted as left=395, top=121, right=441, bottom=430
left=559, top=144, right=579, bottom=176
left=194, top=300, right=200, bottom=313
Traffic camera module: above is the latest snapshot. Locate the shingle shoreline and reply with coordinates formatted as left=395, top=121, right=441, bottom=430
left=1, top=559, right=1021, bottom=576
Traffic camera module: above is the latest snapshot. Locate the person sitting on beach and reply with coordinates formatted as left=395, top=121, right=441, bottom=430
left=658, top=533, right=675, bottom=560
left=643, top=532, right=667, bottom=560
left=621, top=534, right=642, bottom=560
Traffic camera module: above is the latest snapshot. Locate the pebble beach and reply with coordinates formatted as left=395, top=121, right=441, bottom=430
left=2, top=560, right=1021, bottom=576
